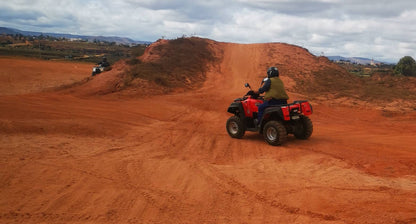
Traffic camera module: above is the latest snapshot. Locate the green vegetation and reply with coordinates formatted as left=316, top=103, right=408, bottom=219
left=0, top=34, right=147, bottom=64
left=394, top=56, right=416, bottom=77
left=333, top=56, right=416, bottom=78
left=124, top=37, right=219, bottom=88
left=333, top=61, right=394, bottom=77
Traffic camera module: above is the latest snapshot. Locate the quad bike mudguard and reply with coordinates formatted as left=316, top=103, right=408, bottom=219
left=227, top=102, right=245, bottom=118
left=261, top=101, right=313, bottom=122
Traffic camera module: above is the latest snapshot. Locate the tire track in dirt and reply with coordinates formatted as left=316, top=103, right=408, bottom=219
left=194, top=162, right=338, bottom=222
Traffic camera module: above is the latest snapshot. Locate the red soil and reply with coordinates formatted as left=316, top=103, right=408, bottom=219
left=0, top=41, right=415, bottom=224
left=0, top=57, right=93, bottom=95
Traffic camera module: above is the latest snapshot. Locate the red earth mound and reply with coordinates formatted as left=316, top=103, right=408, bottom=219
left=0, top=40, right=415, bottom=223
left=63, top=38, right=416, bottom=111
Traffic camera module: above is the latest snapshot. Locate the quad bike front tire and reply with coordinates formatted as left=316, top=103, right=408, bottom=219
left=263, top=120, right=287, bottom=146
left=226, top=116, right=245, bottom=139
left=294, top=116, right=313, bottom=139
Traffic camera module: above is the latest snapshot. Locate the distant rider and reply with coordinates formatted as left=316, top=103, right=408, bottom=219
left=92, top=57, right=111, bottom=76
left=98, top=57, right=110, bottom=68
left=254, top=67, right=289, bottom=124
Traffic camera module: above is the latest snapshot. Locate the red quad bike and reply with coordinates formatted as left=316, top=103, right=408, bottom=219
left=226, top=82, right=313, bottom=146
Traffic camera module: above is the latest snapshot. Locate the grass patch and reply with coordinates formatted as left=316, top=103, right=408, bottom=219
left=302, top=66, right=416, bottom=101
left=361, top=76, right=416, bottom=101
left=296, top=66, right=360, bottom=98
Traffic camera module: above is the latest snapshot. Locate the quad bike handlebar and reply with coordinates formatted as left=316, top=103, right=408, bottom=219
left=244, top=81, right=266, bottom=100
left=244, top=90, right=262, bottom=100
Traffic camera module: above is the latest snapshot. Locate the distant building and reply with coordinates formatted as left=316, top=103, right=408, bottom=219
left=69, top=38, right=82, bottom=41
left=370, top=59, right=381, bottom=67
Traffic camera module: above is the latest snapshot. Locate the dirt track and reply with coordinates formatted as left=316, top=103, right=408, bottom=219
left=1, top=43, right=416, bottom=224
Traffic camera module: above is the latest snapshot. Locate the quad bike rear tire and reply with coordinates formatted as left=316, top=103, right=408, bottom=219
left=226, top=116, right=245, bottom=139
left=263, top=120, right=287, bottom=146
left=294, top=116, right=313, bottom=139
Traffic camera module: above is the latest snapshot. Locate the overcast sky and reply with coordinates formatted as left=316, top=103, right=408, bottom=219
left=1, top=0, right=415, bottom=63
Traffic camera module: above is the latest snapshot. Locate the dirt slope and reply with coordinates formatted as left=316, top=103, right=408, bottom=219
left=0, top=57, right=93, bottom=95
left=0, top=41, right=416, bottom=224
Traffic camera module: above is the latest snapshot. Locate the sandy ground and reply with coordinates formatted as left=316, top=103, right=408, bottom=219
left=0, top=57, right=93, bottom=95
left=0, top=45, right=416, bottom=224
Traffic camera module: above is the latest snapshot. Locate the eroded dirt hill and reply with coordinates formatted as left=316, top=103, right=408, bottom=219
left=63, top=37, right=416, bottom=111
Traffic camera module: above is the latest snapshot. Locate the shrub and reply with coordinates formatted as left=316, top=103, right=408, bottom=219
left=394, top=56, right=416, bottom=77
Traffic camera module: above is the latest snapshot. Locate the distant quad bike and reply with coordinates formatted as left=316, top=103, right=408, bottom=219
left=91, top=65, right=105, bottom=76
left=226, top=82, right=313, bottom=146
left=92, top=57, right=111, bottom=76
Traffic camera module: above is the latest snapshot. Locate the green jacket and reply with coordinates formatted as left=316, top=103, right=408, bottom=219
left=264, top=77, right=289, bottom=100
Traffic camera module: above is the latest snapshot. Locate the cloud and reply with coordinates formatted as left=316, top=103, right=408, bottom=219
left=0, top=6, right=42, bottom=21
left=0, top=0, right=415, bottom=62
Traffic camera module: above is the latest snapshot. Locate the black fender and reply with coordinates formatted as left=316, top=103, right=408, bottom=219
left=227, top=102, right=248, bottom=130
left=227, top=102, right=244, bottom=115
left=263, top=106, right=285, bottom=120
left=227, top=102, right=246, bottom=121
left=259, top=106, right=285, bottom=133
left=227, top=102, right=247, bottom=122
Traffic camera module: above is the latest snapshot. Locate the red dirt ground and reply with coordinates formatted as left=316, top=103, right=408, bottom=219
left=0, top=41, right=416, bottom=224
left=0, top=57, right=93, bottom=95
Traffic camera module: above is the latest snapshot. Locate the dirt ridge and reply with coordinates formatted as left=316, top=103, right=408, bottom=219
left=55, top=38, right=416, bottom=111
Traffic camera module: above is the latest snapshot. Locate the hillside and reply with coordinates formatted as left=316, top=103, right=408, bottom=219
left=67, top=37, right=416, bottom=111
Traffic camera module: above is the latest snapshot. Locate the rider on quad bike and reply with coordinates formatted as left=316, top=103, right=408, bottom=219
left=226, top=67, right=313, bottom=146
left=92, top=57, right=111, bottom=76
left=254, top=67, right=289, bottom=126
